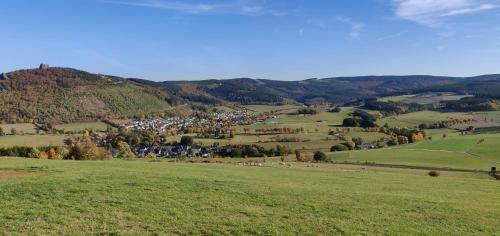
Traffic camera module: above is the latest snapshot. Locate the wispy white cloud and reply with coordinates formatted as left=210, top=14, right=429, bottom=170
left=336, top=16, right=365, bottom=38
left=393, top=0, right=498, bottom=26
left=107, top=0, right=287, bottom=16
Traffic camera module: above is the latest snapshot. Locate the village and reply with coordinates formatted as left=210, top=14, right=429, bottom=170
left=123, top=110, right=255, bottom=133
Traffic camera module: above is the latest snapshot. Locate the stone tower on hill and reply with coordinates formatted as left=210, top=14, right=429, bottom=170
left=39, top=64, right=49, bottom=70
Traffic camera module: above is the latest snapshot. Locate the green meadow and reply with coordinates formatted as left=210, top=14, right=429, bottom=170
left=377, top=111, right=474, bottom=127
left=0, top=135, right=67, bottom=148
left=329, top=132, right=500, bottom=170
left=54, top=122, right=110, bottom=132
left=0, top=158, right=498, bottom=235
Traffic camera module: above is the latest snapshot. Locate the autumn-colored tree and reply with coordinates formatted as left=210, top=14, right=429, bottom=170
left=295, top=150, right=306, bottom=162
left=146, top=152, right=157, bottom=159
left=411, top=132, right=425, bottom=143
left=117, top=141, right=136, bottom=159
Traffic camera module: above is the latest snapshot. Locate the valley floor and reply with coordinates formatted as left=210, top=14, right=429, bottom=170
left=0, top=158, right=498, bottom=235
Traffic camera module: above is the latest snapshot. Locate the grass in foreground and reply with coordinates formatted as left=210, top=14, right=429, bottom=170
left=0, top=158, right=498, bottom=235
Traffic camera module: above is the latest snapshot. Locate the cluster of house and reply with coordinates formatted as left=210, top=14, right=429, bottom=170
left=124, top=110, right=254, bottom=132
left=134, top=145, right=215, bottom=158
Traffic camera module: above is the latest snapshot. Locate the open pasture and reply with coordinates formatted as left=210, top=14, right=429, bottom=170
left=54, top=122, right=110, bottom=132
left=0, top=158, right=498, bottom=235
left=329, top=132, right=500, bottom=170
left=240, top=107, right=354, bottom=132
left=233, top=108, right=390, bottom=151
left=378, top=93, right=471, bottom=104
left=0, top=123, right=37, bottom=135
left=377, top=111, right=474, bottom=127
left=0, top=135, right=67, bottom=147
left=244, top=104, right=302, bottom=114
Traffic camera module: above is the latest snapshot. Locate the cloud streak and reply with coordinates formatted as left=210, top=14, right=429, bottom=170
left=393, top=0, right=498, bottom=26
left=107, top=0, right=287, bottom=16
left=336, top=16, right=365, bottom=38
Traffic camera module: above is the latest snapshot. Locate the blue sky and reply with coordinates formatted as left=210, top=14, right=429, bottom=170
left=1, top=0, right=499, bottom=81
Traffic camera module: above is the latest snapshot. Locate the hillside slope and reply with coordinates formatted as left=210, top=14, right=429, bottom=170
left=0, top=67, right=171, bottom=122
left=1, top=66, right=499, bottom=123
left=150, top=75, right=500, bottom=104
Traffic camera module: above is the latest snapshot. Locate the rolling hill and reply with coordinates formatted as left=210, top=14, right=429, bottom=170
left=143, top=74, right=500, bottom=105
left=0, top=67, right=172, bottom=123
left=1, top=65, right=499, bottom=123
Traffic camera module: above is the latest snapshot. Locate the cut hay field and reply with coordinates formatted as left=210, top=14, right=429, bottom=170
left=0, top=158, right=498, bottom=235
left=0, top=135, right=67, bottom=147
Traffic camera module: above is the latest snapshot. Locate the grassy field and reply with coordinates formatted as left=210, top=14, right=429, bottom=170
left=232, top=108, right=390, bottom=151
left=54, top=122, right=110, bottom=132
left=165, top=134, right=231, bottom=146
left=378, top=93, right=471, bottom=104
left=0, top=158, right=498, bottom=235
left=0, top=123, right=37, bottom=135
left=244, top=104, right=302, bottom=114
left=329, top=132, right=500, bottom=170
left=0, top=135, right=67, bottom=147
left=377, top=111, right=474, bottom=127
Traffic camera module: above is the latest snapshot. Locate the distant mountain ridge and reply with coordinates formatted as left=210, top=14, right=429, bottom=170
left=1, top=65, right=499, bottom=122
left=145, top=74, right=500, bottom=105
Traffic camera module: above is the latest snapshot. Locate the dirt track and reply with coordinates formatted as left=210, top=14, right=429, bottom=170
left=0, top=171, right=35, bottom=179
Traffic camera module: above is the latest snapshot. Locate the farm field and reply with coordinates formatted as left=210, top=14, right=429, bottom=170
left=329, top=132, right=500, bottom=170
left=244, top=104, right=302, bottom=114
left=232, top=108, right=390, bottom=151
left=164, top=134, right=231, bottom=146
left=0, top=123, right=37, bottom=135
left=0, top=135, right=67, bottom=147
left=0, top=158, right=498, bottom=235
left=54, top=122, right=110, bottom=132
left=378, top=93, right=471, bottom=104
left=377, top=111, right=474, bottom=127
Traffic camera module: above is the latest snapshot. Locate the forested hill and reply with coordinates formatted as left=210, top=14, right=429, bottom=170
left=1, top=65, right=499, bottom=123
left=0, top=67, right=171, bottom=123
left=145, top=75, right=500, bottom=104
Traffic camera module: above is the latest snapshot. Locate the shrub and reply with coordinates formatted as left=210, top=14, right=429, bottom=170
left=180, top=136, right=194, bottom=146
left=418, top=123, right=428, bottom=130
left=117, top=141, right=136, bottom=159
left=26, top=147, right=40, bottom=158
left=428, top=170, right=440, bottom=177
left=329, top=107, right=341, bottom=113
left=38, top=151, right=49, bottom=159
left=230, top=148, right=243, bottom=158
left=330, top=144, right=348, bottom=152
left=342, top=141, right=356, bottom=150
left=146, top=152, right=157, bottom=159
left=298, top=108, right=318, bottom=115
left=313, top=151, right=327, bottom=162
left=68, top=141, right=112, bottom=160
left=295, top=150, right=306, bottom=162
